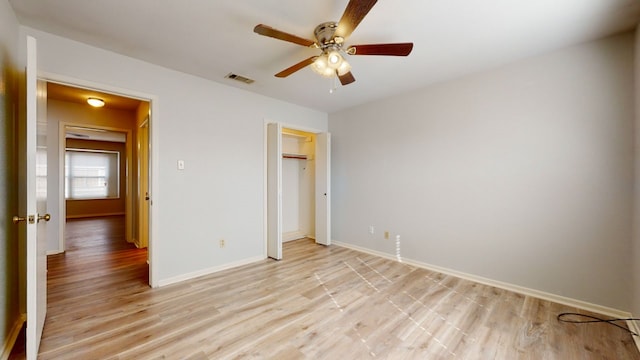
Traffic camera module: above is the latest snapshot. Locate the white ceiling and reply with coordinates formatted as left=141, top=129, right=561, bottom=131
left=9, top=0, right=640, bottom=113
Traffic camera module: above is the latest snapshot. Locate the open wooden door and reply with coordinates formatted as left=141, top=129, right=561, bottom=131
left=266, top=123, right=282, bottom=260
left=315, top=132, right=331, bottom=245
left=17, top=36, right=49, bottom=360
left=138, top=117, right=150, bottom=249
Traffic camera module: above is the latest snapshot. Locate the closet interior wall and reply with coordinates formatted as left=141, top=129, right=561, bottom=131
left=282, top=129, right=316, bottom=242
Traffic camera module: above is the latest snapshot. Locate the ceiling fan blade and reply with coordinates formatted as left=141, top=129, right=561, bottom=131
left=348, top=43, right=414, bottom=56
left=335, top=0, right=378, bottom=39
left=275, top=56, right=318, bottom=78
left=253, top=24, right=315, bottom=47
left=338, top=71, right=356, bottom=86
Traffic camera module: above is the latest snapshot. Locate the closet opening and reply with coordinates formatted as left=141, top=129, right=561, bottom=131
left=266, top=123, right=331, bottom=260
left=282, top=128, right=316, bottom=243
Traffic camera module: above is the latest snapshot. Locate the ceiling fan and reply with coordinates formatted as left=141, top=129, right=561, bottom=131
left=253, top=0, right=413, bottom=86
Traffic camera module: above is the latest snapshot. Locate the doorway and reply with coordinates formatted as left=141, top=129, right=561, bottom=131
left=46, top=81, right=152, bottom=285
left=266, top=122, right=331, bottom=260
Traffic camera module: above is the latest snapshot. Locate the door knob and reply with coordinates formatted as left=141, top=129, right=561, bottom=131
left=12, top=216, right=26, bottom=224
left=38, top=213, right=51, bottom=222
left=13, top=215, right=35, bottom=224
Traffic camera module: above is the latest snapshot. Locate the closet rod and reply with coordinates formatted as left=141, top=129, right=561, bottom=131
left=282, top=153, right=307, bottom=160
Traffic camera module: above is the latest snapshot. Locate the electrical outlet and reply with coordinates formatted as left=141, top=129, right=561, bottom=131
left=219, top=239, right=225, bottom=248
left=369, top=226, right=375, bottom=235
left=384, top=231, right=390, bottom=240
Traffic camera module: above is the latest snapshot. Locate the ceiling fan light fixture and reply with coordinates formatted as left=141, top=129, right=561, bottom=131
left=337, top=60, right=352, bottom=76
left=87, top=98, right=105, bottom=107
left=311, top=54, right=336, bottom=78
left=327, top=50, right=342, bottom=68
left=312, top=48, right=351, bottom=78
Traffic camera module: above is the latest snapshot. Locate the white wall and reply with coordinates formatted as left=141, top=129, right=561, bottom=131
left=330, top=32, right=635, bottom=311
left=281, top=133, right=316, bottom=240
left=23, top=27, right=328, bottom=284
left=299, top=137, right=316, bottom=238
left=0, top=0, right=22, bottom=351
left=282, top=136, right=301, bottom=234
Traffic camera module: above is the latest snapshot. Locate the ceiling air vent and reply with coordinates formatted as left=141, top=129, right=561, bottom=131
left=225, top=73, right=255, bottom=84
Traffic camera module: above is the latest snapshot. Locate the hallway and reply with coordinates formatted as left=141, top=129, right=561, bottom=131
left=9, top=216, right=147, bottom=359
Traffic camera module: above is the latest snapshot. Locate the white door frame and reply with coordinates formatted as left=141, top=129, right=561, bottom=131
left=314, top=132, right=331, bottom=246
left=266, top=123, right=282, bottom=260
left=263, top=120, right=330, bottom=258
left=39, top=72, right=160, bottom=287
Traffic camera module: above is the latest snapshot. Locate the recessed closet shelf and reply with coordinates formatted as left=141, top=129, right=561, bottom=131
left=282, top=132, right=312, bottom=142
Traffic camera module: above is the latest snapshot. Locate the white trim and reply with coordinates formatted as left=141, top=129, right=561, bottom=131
left=276, top=121, right=326, bottom=135
left=263, top=122, right=268, bottom=259
left=40, top=71, right=160, bottom=288
left=40, top=73, right=153, bottom=101
left=333, top=241, right=631, bottom=318
left=262, top=119, right=328, bottom=260
left=1, top=314, right=25, bottom=360
left=46, top=249, right=64, bottom=256
left=157, top=256, right=265, bottom=287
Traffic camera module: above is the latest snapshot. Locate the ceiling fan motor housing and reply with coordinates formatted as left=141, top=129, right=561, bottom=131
left=314, top=22, right=341, bottom=47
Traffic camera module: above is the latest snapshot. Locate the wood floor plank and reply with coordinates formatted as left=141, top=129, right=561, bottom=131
left=8, top=215, right=640, bottom=359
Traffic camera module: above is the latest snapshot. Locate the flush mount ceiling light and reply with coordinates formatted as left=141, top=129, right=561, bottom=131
left=87, top=98, right=105, bottom=107
left=253, top=0, right=413, bottom=88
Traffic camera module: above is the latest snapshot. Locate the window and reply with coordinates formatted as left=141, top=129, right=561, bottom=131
left=65, top=149, right=120, bottom=200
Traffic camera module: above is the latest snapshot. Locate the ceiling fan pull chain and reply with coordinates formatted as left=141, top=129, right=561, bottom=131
left=329, top=76, right=338, bottom=94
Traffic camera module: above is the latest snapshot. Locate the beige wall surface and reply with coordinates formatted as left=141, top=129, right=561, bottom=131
left=47, top=98, right=136, bottom=248
left=330, top=32, right=635, bottom=311
left=25, top=23, right=322, bottom=285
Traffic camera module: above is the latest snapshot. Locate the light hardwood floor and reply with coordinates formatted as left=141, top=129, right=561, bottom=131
left=11, top=216, right=640, bottom=359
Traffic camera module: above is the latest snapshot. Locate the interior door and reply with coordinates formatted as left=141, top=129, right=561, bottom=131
left=138, top=118, right=150, bottom=248
left=266, top=123, right=282, bottom=260
left=315, top=132, right=331, bottom=245
left=24, top=35, right=48, bottom=360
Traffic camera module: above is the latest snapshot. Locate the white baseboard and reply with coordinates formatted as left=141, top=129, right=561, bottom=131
left=283, top=231, right=307, bottom=243
left=1, top=314, right=25, bottom=360
left=46, top=249, right=64, bottom=256
left=157, top=255, right=265, bottom=287
left=627, top=318, right=640, bottom=353
left=333, top=241, right=630, bottom=319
